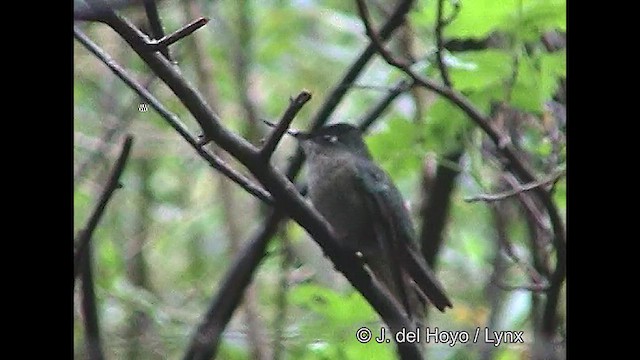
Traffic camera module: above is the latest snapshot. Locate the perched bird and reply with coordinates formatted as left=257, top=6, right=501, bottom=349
left=294, top=123, right=452, bottom=319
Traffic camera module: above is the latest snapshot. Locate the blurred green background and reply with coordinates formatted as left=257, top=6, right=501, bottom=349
left=74, top=0, right=566, bottom=359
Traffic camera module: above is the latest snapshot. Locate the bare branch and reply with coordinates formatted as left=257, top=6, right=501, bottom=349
left=73, top=27, right=274, bottom=205
left=74, top=135, right=134, bottom=283
left=147, top=17, right=209, bottom=51
left=503, top=173, right=552, bottom=234
left=357, top=79, right=412, bottom=131
left=346, top=83, right=408, bottom=91
left=494, top=205, right=549, bottom=289
left=465, top=170, right=565, bottom=203
left=81, top=241, right=105, bottom=360
left=260, top=91, right=312, bottom=159
left=355, top=0, right=410, bottom=69
left=435, top=0, right=457, bottom=86
left=143, top=0, right=171, bottom=60
left=496, top=281, right=550, bottom=292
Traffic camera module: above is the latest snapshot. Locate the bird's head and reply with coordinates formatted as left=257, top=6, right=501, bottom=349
left=293, top=123, right=372, bottom=160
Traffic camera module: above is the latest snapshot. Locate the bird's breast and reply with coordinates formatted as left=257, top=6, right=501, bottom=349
left=306, top=157, right=375, bottom=252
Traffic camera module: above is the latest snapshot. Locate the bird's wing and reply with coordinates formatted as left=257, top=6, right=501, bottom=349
left=355, top=159, right=452, bottom=312
left=355, top=159, right=413, bottom=317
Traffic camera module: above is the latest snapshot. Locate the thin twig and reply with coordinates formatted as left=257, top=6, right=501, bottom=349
left=496, top=281, right=550, bottom=292
left=260, top=91, right=312, bottom=159
left=74, top=135, right=134, bottom=283
left=147, top=17, right=209, bottom=51
left=74, top=27, right=274, bottom=205
left=435, top=0, right=454, bottom=87
left=355, top=0, right=410, bottom=69
left=81, top=240, right=105, bottom=360
left=500, top=231, right=548, bottom=286
left=503, top=173, right=552, bottom=234
left=357, top=79, right=412, bottom=131
left=143, top=0, right=171, bottom=60
left=343, top=83, right=408, bottom=92
left=465, top=170, right=565, bottom=203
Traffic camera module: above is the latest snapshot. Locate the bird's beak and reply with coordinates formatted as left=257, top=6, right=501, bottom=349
left=261, top=119, right=312, bottom=140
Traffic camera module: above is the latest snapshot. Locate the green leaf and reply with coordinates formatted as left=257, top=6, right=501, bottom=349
left=366, top=117, right=422, bottom=180
left=448, top=50, right=513, bottom=92
left=553, top=178, right=566, bottom=218
left=424, top=98, right=468, bottom=153
left=445, top=0, right=520, bottom=39
left=412, top=0, right=565, bottom=41
left=290, top=284, right=377, bottom=324
left=540, top=50, right=566, bottom=95
left=504, top=0, right=566, bottom=41
left=510, top=50, right=565, bottom=113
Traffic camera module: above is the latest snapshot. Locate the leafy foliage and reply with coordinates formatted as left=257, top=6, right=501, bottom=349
left=74, top=0, right=565, bottom=359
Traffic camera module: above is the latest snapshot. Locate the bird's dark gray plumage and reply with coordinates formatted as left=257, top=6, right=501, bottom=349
left=297, top=123, right=452, bottom=318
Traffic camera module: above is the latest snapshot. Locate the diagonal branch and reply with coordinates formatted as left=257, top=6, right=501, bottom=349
left=74, top=27, right=274, bottom=206
left=260, top=91, right=312, bottom=159
left=355, top=0, right=411, bottom=69
left=147, top=17, right=209, bottom=51
left=357, top=79, right=412, bottom=131
left=74, top=135, right=134, bottom=283
left=503, top=173, right=552, bottom=234
left=465, top=170, right=565, bottom=203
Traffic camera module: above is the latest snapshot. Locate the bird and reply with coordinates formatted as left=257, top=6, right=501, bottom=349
left=293, top=122, right=452, bottom=320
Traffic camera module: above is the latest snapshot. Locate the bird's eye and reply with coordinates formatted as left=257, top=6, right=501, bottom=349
left=323, top=135, right=338, bottom=143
